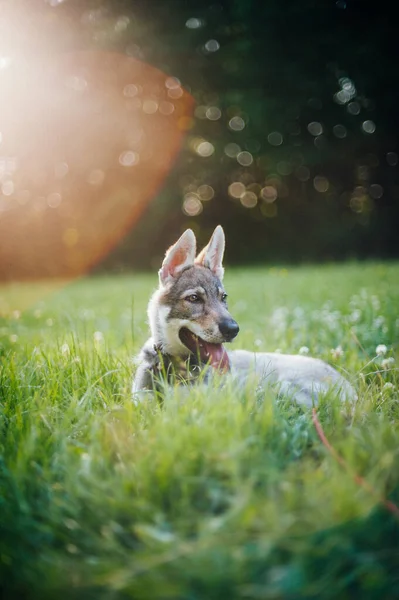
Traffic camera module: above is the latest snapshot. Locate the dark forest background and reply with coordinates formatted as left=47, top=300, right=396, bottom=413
left=5, top=0, right=399, bottom=270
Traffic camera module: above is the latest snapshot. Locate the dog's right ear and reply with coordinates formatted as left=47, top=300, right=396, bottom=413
left=195, top=225, right=225, bottom=280
left=159, top=229, right=196, bottom=286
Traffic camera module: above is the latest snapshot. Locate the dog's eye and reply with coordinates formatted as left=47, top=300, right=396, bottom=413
left=186, top=294, right=201, bottom=303
left=221, top=293, right=228, bottom=302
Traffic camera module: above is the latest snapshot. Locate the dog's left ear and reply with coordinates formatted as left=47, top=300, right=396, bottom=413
left=195, top=225, right=225, bottom=280
left=159, top=229, right=196, bottom=286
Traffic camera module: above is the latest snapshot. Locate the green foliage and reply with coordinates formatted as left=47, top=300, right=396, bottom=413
left=0, top=262, right=399, bottom=598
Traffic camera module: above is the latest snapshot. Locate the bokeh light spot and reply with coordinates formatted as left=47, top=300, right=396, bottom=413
left=334, top=90, right=351, bottom=105
left=339, top=77, right=356, bottom=96
left=333, top=124, right=347, bottom=138
left=313, top=176, right=329, bottom=193
left=229, top=116, right=245, bottom=131
left=347, top=101, right=360, bottom=115
left=237, top=151, right=253, bottom=166
left=204, top=39, right=220, bottom=53
left=165, top=77, right=181, bottom=89
left=387, top=152, right=398, bottom=166
left=307, top=121, right=323, bottom=136
left=185, top=17, right=203, bottom=29
left=123, top=84, right=139, bottom=97
left=261, top=186, right=278, bottom=203
left=1, top=180, right=14, bottom=196
left=197, top=184, right=214, bottom=201
left=224, top=143, right=241, bottom=158
left=195, top=140, right=215, bottom=157
left=142, top=99, right=158, bottom=114
left=183, top=194, right=203, bottom=216
left=206, top=106, right=222, bottom=121
left=267, top=131, right=283, bottom=146
left=114, top=16, right=130, bottom=33
left=47, top=192, right=62, bottom=208
left=159, top=101, right=175, bottom=116
left=168, top=87, right=183, bottom=99
left=119, top=151, right=140, bottom=167
left=369, top=184, right=383, bottom=199
left=228, top=182, right=246, bottom=198
left=240, top=191, right=257, bottom=208
left=362, top=120, right=376, bottom=134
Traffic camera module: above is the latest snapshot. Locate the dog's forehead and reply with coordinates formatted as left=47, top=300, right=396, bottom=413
left=170, top=266, right=222, bottom=297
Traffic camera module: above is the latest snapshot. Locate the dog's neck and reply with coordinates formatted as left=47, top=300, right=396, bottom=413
left=147, top=288, right=190, bottom=357
left=144, top=338, right=205, bottom=387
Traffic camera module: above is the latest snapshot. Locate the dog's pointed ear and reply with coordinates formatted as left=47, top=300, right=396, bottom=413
left=159, top=229, right=196, bottom=286
left=195, top=225, right=225, bottom=280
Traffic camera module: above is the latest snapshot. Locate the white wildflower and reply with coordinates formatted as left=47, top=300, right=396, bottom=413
left=33, top=309, right=42, bottom=319
left=73, top=356, right=81, bottom=363
left=330, top=345, right=344, bottom=359
left=12, top=310, right=21, bottom=320
left=274, top=348, right=282, bottom=354
left=254, top=339, right=263, bottom=347
left=299, top=346, right=309, bottom=355
left=93, top=331, right=104, bottom=343
left=381, top=357, right=395, bottom=370
left=373, top=316, right=385, bottom=329
left=46, top=318, right=54, bottom=327
left=9, top=334, right=18, bottom=343
left=383, top=382, right=395, bottom=391
left=376, top=344, right=387, bottom=356
left=61, top=343, right=70, bottom=355
left=349, top=309, right=361, bottom=323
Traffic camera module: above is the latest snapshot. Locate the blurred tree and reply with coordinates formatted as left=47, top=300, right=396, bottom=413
left=2, top=0, right=399, bottom=272
left=99, top=0, right=399, bottom=267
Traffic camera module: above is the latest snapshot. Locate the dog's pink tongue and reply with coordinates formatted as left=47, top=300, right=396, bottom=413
left=202, top=342, right=230, bottom=372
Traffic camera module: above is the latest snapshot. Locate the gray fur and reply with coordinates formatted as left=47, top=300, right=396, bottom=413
left=166, top=266, right=228, bottom=324
left=226, top=350, right=355, bottom=406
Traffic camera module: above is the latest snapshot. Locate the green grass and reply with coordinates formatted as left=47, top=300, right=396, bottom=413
left=1, top=262, right=399, bottom=599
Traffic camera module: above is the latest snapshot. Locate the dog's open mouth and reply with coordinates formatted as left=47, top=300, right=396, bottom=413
left=179, top=328, right=230, bottom=372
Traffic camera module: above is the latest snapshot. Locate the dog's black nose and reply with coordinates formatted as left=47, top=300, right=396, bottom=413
left=219, top=319, right=239, bottom=341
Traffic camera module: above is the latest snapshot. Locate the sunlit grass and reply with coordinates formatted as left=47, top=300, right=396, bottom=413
left=1, top=262, right=398, bottom=598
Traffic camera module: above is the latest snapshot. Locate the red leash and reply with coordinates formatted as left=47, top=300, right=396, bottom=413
left=312, top=408, right=399, bottom=519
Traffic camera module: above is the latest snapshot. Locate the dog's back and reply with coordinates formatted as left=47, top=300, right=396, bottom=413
left=227, top=349, right=356, bottom=406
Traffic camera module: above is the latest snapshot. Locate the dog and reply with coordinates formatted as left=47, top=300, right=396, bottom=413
left=132, top=226, right=356, bottom=406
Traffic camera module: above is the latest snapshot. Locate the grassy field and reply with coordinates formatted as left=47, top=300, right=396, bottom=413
left=1, top=262, right=399, bottom=599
